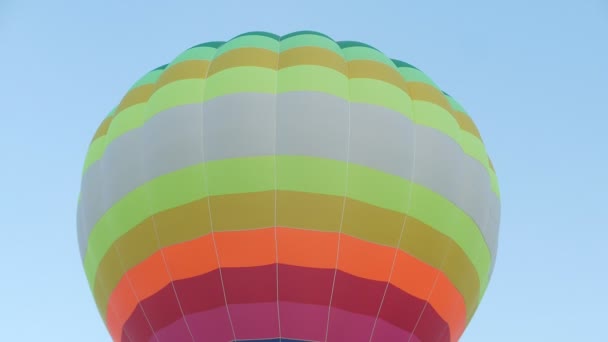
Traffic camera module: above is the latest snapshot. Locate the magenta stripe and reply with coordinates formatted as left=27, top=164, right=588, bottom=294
left=230, top=302, right=280, bottom=339
left=154, top=302, right=418, bottom=342
left=279, top=302, right=327, bottom=340
left=327, top=307, right=420, bottom=342
left=152, top=306, right=233, bottom=342
left=125, top=265, right=449, bottom=341
left=370, top=318, right=421, bottom=342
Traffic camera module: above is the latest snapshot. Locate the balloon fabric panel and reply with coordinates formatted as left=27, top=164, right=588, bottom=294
left=77, top=31, right=501, bottom=342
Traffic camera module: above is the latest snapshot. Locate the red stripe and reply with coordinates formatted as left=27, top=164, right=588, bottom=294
left=121, top=264, right=449, bottom=342
left=105, top=228, right=466, bottom=341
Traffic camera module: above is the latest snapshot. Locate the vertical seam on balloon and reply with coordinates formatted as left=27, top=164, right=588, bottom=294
left=442, top=176, right=495, bottom=342
left=405, top=197, right=455, bottom=340
left=79, top=184, right=134, bottom=342
left=138, top=62, right=196, bottom=342
left=407, top=98, right=469, bottom=342
left=323, top=40, right=351, bottom=342
left=367, top=72, right=419, bottom=341
left=113, top=245, right=159, bottom=341
left=145, top=225, right=195, bottom=341
left=99, top=117, right=159, bottom=342
left=199, top=41, right=237, bottom=341
left=274, top=35, right=283, bottom=339
left=430, top=100, right=494, bottom=342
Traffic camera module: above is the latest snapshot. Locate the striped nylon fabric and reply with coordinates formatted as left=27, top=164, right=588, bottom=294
left=77, top=31, right=501, bottom=342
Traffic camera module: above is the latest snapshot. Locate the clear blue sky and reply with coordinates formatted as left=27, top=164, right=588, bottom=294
left=1, top=0, right=606, bottom=341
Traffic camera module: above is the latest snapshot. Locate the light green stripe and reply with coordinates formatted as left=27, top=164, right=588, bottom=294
left=412, top=101, right=500, bottom=195
left=207, top=157, right=275, bottom=195
left=347, top=162, right=412, bottom=214
left=397, top=67, right=438, bottom=86
left=83, top=156, right=491, bottom=294
left=170, top=46, right=218, bottom=65
left=82, top=137, right=107, bottom=173
left=445, top=95, right=466, bottom=113
left=413, top=101, right=460, bottom=143
left=277, top=66, right=348, bottom=98
left=216, top=35, right=279, bottom=56
left=105, top=104, right=146, bottom=142
left=143, top=66, right=349, bottom=119
left=145, top=79, right=206, bottom=120
left=83, top=163, right=208, bottom=284
left=342, top=46, right=395, bottom=67
left=459, top=132, right=499, bottom=195
left=460, top=133, right=490, bottom=171
left=407, top=181, right=491, bottom=291
left=277, top=156, right=347, bottom=196
left=349, top=78, right=413, bottom=117
left=130, top=69, right=165, bottom=90
left=440, top=95, right=500, bottom=196
left=84, top=75, right=495, bottom=186
left=279, top=34, right=343, bottom=55
left=203, top=67, right=276, bottom=101
left=346, top=161, right=491, bottom=293
left=85, top=68, right=497, bottom=190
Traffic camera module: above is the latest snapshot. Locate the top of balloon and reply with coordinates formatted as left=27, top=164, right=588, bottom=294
left=86, top=30, right=498, bottom=199
left=78, top=30, right=501, bottom=342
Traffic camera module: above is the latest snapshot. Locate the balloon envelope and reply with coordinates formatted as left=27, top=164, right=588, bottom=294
left=77, top=31, right=501, bottom=342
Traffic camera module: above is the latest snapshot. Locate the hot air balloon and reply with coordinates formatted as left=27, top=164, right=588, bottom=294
left=77, top=31, right=500, bottom=342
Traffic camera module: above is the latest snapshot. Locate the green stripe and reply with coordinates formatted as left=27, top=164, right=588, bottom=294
left=278, top=66, right=348, bottom=98
left=145, top=79, right=206, bottom=120
left=338, top=40, right=380, bottom=51
left=280, top=30, right=332, bottom=40
left=82, top=138, right=107, bottom=173
left=216, top=34, right=280, bottom=56
left=276, top=156, right=347, bottom=196
left=413, top=101, right=460, bottom=143
left=84, top=67, right=497, bottom=195
left=83, top=156, right=491, bottom=296
left=396, top=66, right=438, bottom=86
left=341, top=46, right=396, bottom=67
left=106, top=104, right=147, bottom=142
left=204, top=67, right=277, bottom=101
left=189, top=41, right=225, bottom=49
left=207, top=157, right=275, bottom=195
left=349, top=78, right=412, bottom=115
left=235, top=31, right=281, bottom=40
left=84, top=42, right=498, bottom=198
left=129, top=67, right=165, bottom=90
left=391, top=59, right=419, bottom=70
left=170, top=46, right=218, bottom=65
left=445, top=94, right=466, bottom=113
left=279, top=33, right=343, bottom=55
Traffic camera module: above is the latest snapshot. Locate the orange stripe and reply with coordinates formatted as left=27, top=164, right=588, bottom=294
left=164, top=234, right=218, bottom=280
left=338, top=234, right=395, bottom=282
left=277, top=228, right=338, bottom=269
left=392, top=252, right=466, bottom=342
left=431, top=271, right=467, bottom=341
left=105, top=277, right=141, bottom=341
left=126, top=252, right=171, bottom=301
left=215, top=228, right=277, bottom=267
left=105, top=228, right=466, bottom=338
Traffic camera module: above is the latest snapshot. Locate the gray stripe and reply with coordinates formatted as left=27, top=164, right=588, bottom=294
left=488, top=198, right=501, bottom=275
left=203, top=93, right=276, bottom=160
left=349, top=103, right=415, bottom=179
left=276, top=92, right=350, bottom=160
left=77, top=92, right=500, bottom=263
